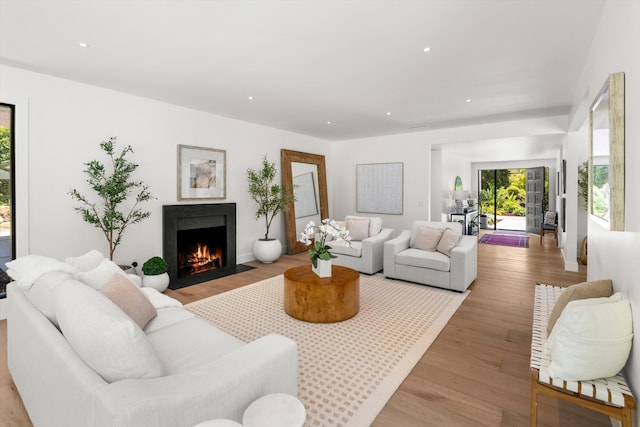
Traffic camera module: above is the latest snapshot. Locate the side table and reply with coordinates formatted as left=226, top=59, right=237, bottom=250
left=242, top=393, right=306, bottom=427
left=283, top=264, right=360, bottom=323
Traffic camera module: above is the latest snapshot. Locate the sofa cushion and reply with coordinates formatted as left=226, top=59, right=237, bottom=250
left=330, top=241, right=362, bottom=258
left=77, top=258, right=138, bottom=290
left=412, top=226, right=443, bottom=251
left=346, top=217, right=370, bottom=241
left=147, top=316, right=244, bottom=374
left=396, top=248, right=450, bottom=272
left=6, top=254, right=79, bottom=287
left=144, top=307, right=195, bottom=333
left=436, top=228, right=462, bottom=256
left=54, top=279, right=164, bottom=383
left=27, top=270, right=75, bottom=327
left=100, top=273, right=157, bottom=329
left=545, top=293, right=632, bottom=381
left=547, top=279, right=613, bottom=334
left=65, top=249, right=105, bottom=272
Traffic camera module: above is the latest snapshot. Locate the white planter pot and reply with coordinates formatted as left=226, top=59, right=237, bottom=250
left=142, top=272, right=170, bottom=292
left=312, top=259, right=332, bottom=278
left=253, top=238, right=282, bottom=263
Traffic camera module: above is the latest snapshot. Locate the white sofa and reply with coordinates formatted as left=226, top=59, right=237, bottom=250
left=383, top=221, right=477, bottom=292
left=330, top=215, right=394, bottom=274
left=6, top=253, right=298, bottom=427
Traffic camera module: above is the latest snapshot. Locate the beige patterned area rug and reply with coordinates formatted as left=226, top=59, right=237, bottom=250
left=186, top=274, right=468, bottom=427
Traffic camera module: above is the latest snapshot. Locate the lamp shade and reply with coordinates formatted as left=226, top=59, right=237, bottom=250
left=452, top=190, right=467, bottom=200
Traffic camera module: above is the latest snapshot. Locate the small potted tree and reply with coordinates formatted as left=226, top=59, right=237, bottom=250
left=247, top=155, right=295, bottom=263
left=69, top=137, right=153, bottom=263
left=141, top=256, right=170, bottom=292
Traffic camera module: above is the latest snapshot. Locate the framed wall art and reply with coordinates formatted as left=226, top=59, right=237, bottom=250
left=356, top=162, right=403, bottom=215
left=177, top=144, right=226, bottom=200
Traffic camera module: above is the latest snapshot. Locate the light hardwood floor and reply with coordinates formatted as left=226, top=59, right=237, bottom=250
left=0, top=233, right=609, bottom=426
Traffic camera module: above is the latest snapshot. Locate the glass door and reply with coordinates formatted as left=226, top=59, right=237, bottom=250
left=0, top=103, right=15, bottom=298
left=478, top=168, right=527, bottom=232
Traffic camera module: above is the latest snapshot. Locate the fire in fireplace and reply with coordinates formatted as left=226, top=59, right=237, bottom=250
left=177, top=227, right=225, bottom=277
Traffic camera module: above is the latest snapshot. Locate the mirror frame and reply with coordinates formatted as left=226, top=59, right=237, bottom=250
left=281, top=149, right=329, bottom=254
left=589, top=72, right=625, bottom=231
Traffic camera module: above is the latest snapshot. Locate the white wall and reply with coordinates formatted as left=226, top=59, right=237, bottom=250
left=568, top=0, right=640, bottom=398
left=0, top=65, right=331, bottom=265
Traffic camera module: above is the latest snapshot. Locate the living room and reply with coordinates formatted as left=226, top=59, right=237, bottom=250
left=1, top=1, right=640, bottom=426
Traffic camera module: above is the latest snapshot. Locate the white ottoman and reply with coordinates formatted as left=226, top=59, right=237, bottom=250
left=193, top=420, right=243, bottom=427
left=243, top=393, right=306, bottom=427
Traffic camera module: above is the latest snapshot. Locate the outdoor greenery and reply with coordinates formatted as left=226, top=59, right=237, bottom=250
left=0, top=126, right=11, bottom=205
left=479, top=169, right=527, bottom=217
left=69, top=137, right=153, bottom=261
left=577, top=161, right=589, bottom=210
left=247, top=154, right=295, bottom=240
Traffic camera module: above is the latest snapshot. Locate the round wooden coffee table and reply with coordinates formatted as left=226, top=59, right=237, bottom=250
left=284, top=265, right=360, bottom=323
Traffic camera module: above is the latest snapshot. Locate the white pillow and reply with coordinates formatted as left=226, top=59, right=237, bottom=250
left=346, top=218, right=370, bottom=241
left=27, top=271, right=75, bottom=327
left=6, top=254, right=79, bottom=287
left=345, top=215, right=382, bottom=237
left=545, top=293, right=633, bottom=381
left=77, top=258, right=137, bottom=290
left=65, top=249, right=105, bottom=272
left=412, top=226, right=443, bottom=251
left=54, top=279, right=164, bottom=383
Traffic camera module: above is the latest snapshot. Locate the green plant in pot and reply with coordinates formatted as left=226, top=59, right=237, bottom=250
left=69, top=137, right=153, bottom=263
left=141, top=256, right=170, bottom=292
left=247, top=154, right=295, bottom=263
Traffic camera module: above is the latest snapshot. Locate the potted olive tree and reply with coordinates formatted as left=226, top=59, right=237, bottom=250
left=141, top=256, right=170, bottom=292
left=69, top=137, right=153, bottom=262
left=247, top=155, right=295, bottom=263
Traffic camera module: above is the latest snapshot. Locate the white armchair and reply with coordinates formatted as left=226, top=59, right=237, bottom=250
left=383, top=221, right=477, bottom=292
left=331, top=215, right=394, bottom=274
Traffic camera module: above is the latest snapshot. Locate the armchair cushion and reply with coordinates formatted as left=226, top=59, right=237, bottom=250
left=346, top=217, right=370, bottom=241
left=396, top=248, right=450, bottom=272
left=436, top=228, right=463, bottom=256
left=413, top=226, right=443, bottom=251
left=345, top=215, right=382, bottom=237
left=330, top=241, right=362, bottom=257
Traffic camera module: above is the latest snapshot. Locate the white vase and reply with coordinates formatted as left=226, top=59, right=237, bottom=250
left=312, top=259, right=332, bottom=278
left=142, top=272, right=170, bottom=292
left=252, top=238, right=282, bottom=263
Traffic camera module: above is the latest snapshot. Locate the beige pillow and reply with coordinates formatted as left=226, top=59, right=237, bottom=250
left=101, top=273, right=157, bottom=329
left=436, top=228, right=462, bottom=256
left=413, top=226, right=443, bottom=251
left=346, top=218, right=370, bottom=241
left=547, top=279, right=613, bottom=334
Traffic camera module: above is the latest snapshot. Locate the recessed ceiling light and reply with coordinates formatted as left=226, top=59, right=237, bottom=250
left=327, top=121, right=332, bottom=125
left=386, top=112, right=391, bottom=116
left=423, top=47, right=431, bottom=53
left=78, top=42, right=89, bottom=48
left=248, top=96, right=254, bottom=101
left=465, top=99, right=472, bottom=103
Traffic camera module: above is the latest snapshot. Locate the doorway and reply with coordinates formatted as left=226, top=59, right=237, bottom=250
left=478, top=168, right=531, bottom=232
left=0, top=103, right=15, bottom=298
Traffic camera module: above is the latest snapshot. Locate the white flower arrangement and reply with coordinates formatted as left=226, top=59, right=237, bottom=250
left=299, top=218, right=351, bottom=267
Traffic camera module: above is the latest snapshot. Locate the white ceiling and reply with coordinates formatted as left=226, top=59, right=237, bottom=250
left=0, top=0, right=604, bottom=159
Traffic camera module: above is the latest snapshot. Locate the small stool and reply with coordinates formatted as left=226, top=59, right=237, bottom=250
left=243, top=393, right=306, bottom=427
left=193, top=420, right=243, bottom=427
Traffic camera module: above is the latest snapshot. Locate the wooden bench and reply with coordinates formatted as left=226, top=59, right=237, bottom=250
left=530, top=284, right=636, bottom=426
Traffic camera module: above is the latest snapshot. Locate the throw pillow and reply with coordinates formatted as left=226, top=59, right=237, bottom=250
left=100, top=273, right=157, bottom=329
left=77, top=258, right=134, bottom=290
left=27, top=271, right=75, bottom=327
left=346, top=218, right=370, bottom=241
left=436, top=228, right=462, bottom=256
left=546, top=279, right=613, bottom=334
left=345, top=215, right=382, bottom=237
left=54, top=279, right=163, bottom=383
left=65, top=249, right=105, bottom=272
left=413, top=226, right=443, bottom=251
left=6, top=254, right=79, bottom=287
left=545, top=293, right=632, bottom=381
left=544, top=211, right=557, bottom=225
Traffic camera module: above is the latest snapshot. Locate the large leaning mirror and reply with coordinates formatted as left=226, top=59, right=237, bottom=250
left=589, top=72, right=625, bottom=231
left=281, top=149, right=329, bottom=254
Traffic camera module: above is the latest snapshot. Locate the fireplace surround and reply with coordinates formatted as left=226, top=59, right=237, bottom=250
left=163, top=203, right=250, bottom=290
